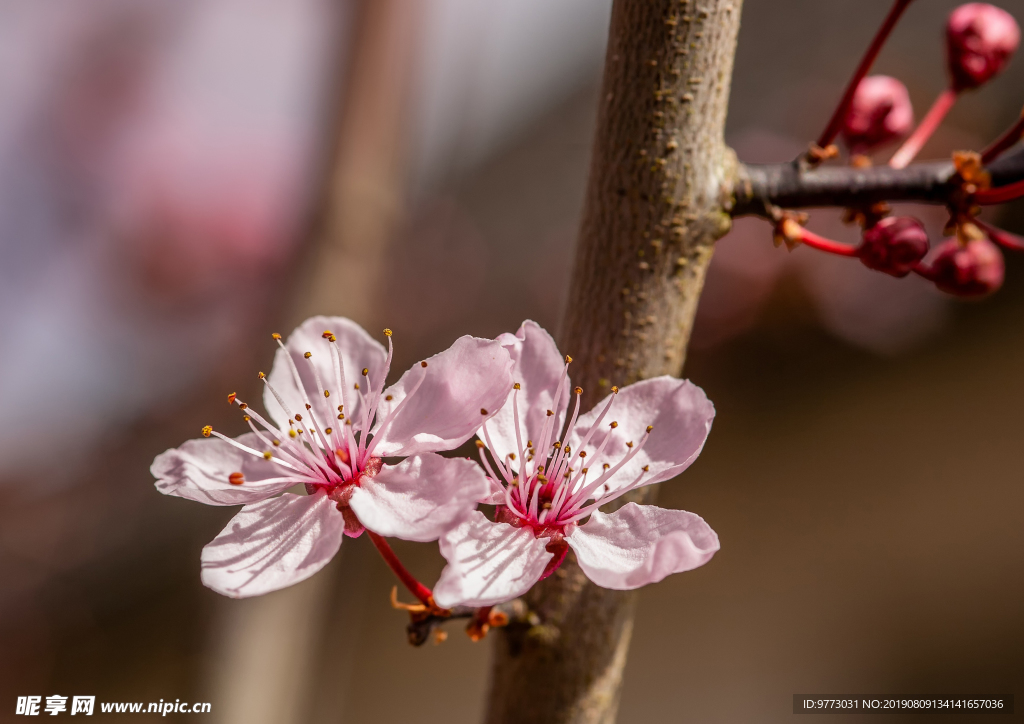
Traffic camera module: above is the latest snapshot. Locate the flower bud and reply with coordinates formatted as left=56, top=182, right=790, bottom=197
left=927, top=237, right=1005, bottom=297
left=841, top=76, right=914, bottom=153
left=946, top=3, right=1020, bottom=91
left=858, top=216, right=930, bottom=277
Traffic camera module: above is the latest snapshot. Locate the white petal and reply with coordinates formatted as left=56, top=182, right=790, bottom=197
left=432, top=511, right=551, bottom=608
left=370, top=336, right=513, bottom=457
left=200, top=491, right=344, bottom=598
left=152, top=432, right=299, bottom=506
left=567, top=503, right=719, bottom=590
left=482, top=320, right=571, bottom=467
left=263, top=315, right=386, bottom=430
left=566, top=376, right=714, bottom=499
left=348, top=454, right=488, bottom=542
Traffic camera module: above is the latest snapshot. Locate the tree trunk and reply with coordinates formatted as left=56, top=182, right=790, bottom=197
left=484, top=2, right=743, bottom=723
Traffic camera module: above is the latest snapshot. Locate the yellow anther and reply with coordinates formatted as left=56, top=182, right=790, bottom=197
left=527, top=439, right=533, bottom=447
left=324, top=390, right=330, bottom=398
left=574, top=386, right=583, bottom=395
left=603, top=463, right=610, bottom=470
left=338, top=413, right=344, bottom=420
left=383, top=328, right=393, bottom=337
left=294, top=413, right=303, bottom=421
left=553, top=441, right=561, bottom=449
left=537, top=474, right=548, bottom=483
left=642, top=465, right=650, bottom=472
left=289, top=430, right=297, bottom=438
left=611, top=386, right=620, bottom=395
left=564, top=355, right=573, bottom=363
left=385, top=395, right=393, bottom=401
left=543, top=501, right=553, bottom=508
left=581, top=467, right=589, bottom=474
left=509, top=453, right=516, bottom=460
left=510, top=478, right=519, bottom=487
left=329, top=334, right=337, bottom=342
left=305, top=403, right=311, bottom=410
left=646, top=425, right=653, bottom=433
left=239, top=403, right=248, bottom=410
left=480, top=408, right=488, bottom=415
left=354, top=383, right=360, bottom=390
left=610, top=421, right=618, bottom=428
left=201, top=425, right=213, bottom=437
left=325, top=427, right=333, bottom=435
left=263, top=451, right=272, bottom=460
left=272, top=439, right=280, bottom=446
left=338, top=405, right=344, bottom=412
left=243, top=415, right=250, bottom=422
left=304, top=351, right=312, bottom=359
left=546, top=409, right=554, bottom=417
left=271, top=333, right=281, bottom=340
left=579, top=451, right=587, bottom=457
left=362, top=368, right=368, bottom=376
left=513, top=382, right=521, bottom=390
left=227, top=392, right=237, bottom=404
left=475, top=440, right=485, bottom=449
left=626, top=441, right=634, bottom=448
left=258, top=371, right=266, bottom=379
left=322, top=330, right=333, bottom=339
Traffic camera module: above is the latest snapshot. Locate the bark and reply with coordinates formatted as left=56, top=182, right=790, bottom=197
left=484, top=2, right=743, bottom=723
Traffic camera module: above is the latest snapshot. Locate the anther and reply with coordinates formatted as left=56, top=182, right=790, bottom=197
left=475, top=440, right=485, bottom=449
left=565, top=355, right=573, bottom=363
left=513, top=382, right=521, bottom=390
left=610, top=421, right=618, bottom=428
left=362, top=368, right=368, bottom=376
left=263, top=451, right=272, bottom=460
left=563, top=472, right=571, bottom=479
left=294, top=413, right=303, bottom=421
left=527, top=440, right=533, bottom=447
left=272, top=440, right=280, bottom=446
left=338, top=413, right=344, bottom=420
left=338, top=405, right=344, bottom=412
left=385, top=395, right=393, bottom=401
left=509, top=453, right=516, bottom=460
left=384, top=328, right=393, bottom=337
left=324, top=390, right=330, bottom=398
left=646, top=425, right=653, bottom=433
left=626, top=441, right=634, bottom=448
left=546, top=410, right=554, bottom=417
left=201, top=425, right=213, bottom=437
left=227, top=392, right=237, bottom=404
left=603, top=463, right=610, bottom=470
left=304, top=351, right=312, bottom=359
left=321, top=330, right=333, bottom=339
left=553, top=442, right=561, bottom=449
left=305, top=404, right=311, bottom=410
left=258, top=371, right=266, bottom=379
left=642, top=465, right=650, bottom=472
left=581, top=467, right=589, bottom=474
left=564, top=446, right=571, bottom=455
left=543, top=502, right=553, bottom=509
left=579, top=451, right=587, bottom=457
left=354, top=383, right=360, bottom=390
left=271, top=333, right=281, bottom=340
left=480, top=408, right=488, bottom=415
left=420, top=361, right=428, bottom=368
left=325, top=427, right=333, bottom=434
left=574, top=386, right=583, bottom=395
left=611, top=386, right=619, bottom=394
left=229, top=472, right=245, bottom=486
left=289, top=430, right=297, bottom=438
left=510, top=478, right=519, bottom=487
left=243, top=415, right=250, bottom=422
left=239, top=403, right=248, bottom=410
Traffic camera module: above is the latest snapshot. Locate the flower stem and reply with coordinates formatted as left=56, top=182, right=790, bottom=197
left=974, top=218, right=1024, bottom=250
left=981, top=109, right=1024, bottom=164
left=974, top=178, right=1024, bottom=205
left=889, top=88, right=958, bottom=169
left=367, top=530, right=434, bottom=606
left=815, top=0, right=916, bottom=151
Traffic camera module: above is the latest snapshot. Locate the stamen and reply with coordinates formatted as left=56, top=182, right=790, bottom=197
left=229, top=472, right=245, bottom=485
left=227, top=393, right=236, bottom=404
left=202, top=425, right=213, bottom=437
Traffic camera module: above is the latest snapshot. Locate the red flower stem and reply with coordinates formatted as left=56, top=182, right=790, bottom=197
left=974, top=178, right=1024, bottom=205
left=889, top=88, right=958, bottom=169
left=815, top=0, right=916, bottom=150
left=974, top=218, right=1024, bottom=250
left=797, top=227, right=860, bottom=256
left=981, top=110, right=1024, bottom=164
left=367, top=530, right=434, bottom=606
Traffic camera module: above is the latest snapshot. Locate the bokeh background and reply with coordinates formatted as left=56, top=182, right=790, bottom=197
left=1, top=1, right=1021, bottom=722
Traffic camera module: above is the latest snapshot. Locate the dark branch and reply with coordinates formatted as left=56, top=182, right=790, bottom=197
left=729, top=146, right=1024, bottom=218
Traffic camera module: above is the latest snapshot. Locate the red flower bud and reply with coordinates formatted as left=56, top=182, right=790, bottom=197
left=841, top=76, right=914, bottom=153
left=927, top=237, right=1005, bottom=297
left=946, top=3, right=1020, bottom=91
left=858, top=216, right=930, bottom=277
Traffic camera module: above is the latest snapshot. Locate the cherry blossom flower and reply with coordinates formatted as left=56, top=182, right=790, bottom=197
left=152, top=316, right=514, bottom=597
left=432, top=321, right=719, bottom=608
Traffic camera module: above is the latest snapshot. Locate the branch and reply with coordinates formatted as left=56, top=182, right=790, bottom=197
left=729, top=146, right=1024, bottom=217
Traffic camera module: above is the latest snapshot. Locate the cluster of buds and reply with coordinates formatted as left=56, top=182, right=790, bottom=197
left=781, top=3, right=1023, bottom=300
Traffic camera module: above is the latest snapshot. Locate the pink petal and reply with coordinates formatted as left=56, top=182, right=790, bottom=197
left=263, top=315, right=386, bottom=430
left=432, top=511, right=551, bottom=608
left=201, top=491, right=344, bottom=598
left=483, top=320, right=571, bottom=465
left=370, top=336, right=513, bottom=457
left=567, top=376, right=714, bottom=498
left=348, top=454, right=488, bottom=542
left=152, top=432, right=300, bottom=506
left=567, top=502, right=719, bottom=589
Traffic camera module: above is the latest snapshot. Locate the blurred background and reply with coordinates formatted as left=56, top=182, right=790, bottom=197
left=0, top=0, right=1021, bottom=722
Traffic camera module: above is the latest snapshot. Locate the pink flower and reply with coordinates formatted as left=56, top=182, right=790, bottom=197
left=923, top=237, right=1005, bottom=297
left=858, top=216, right=930, bottom=277
left=841, top=76, right=914, bottom=153
left=152, top=316, right=514, bottom=597
left=432, top=321, right=719, bottom=608
left=946, top=3, right=1020, bottom=91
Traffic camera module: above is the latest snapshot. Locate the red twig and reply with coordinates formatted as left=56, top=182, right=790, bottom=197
left=889, top=88, right=958, bottom=169
left=981, top=110, right=1024, bottom=164
left=368, top=530, right=434, bottom=606
left=975, top=218, right=1024, bottom=250
left=815, top=0, right=916, bottom=150
left=974, top=178, right=1024, bottom=205
left=784, top=221, right=860, bottom=256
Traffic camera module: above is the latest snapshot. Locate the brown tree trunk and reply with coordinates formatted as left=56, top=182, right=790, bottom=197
left=484, top=2, right=743, bottom=723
